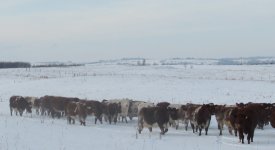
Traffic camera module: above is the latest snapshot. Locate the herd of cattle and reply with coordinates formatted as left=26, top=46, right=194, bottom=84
left=9, top=95, right=275, bottom=144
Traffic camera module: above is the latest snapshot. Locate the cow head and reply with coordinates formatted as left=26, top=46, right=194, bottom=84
left=20, top=97, right=32, bottom=113
left=205, top=103, right=215, bottom=115
left=168, top=107, right=178, bottom=120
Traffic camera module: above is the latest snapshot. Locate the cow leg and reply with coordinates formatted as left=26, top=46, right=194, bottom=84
left=228, top=126, right=233, bottom=135
left=138, top=116, right=144, bottom=134
left=251, top=129, right=255, bottom=143
left=57, top=112, right=61, bottom=119
left=219, top=122, right=224, bottom=136
left=158, top=122, right=168, bottom=135
left=19, top=110, right=23, bottom=117
left=238, top=129, right=244, bottom=144
left=125, top=117, right=128, bottom=123
left=95, top=118, right=98, bottom=124
left=67, top=117, right=71, bottom=124
left=164, top=123, right=168, bottom=133
left=191, top=123, right=195, bottom=133
left=104, top=115, right=108, bottom=122
left=114, top=116, right=117, bottom=124
left=234, top=128, right=238, bottom=137
left=175, top=120, right=179, bottom=130
left=10, top=107, right=12, bottom=116
left=51, top=111, right=55, bottom=118
left=247, top=133, right=251, bottom=144
left=184, top=120, right=189, bottom=131
left=158, top=124, right=165, bottom=135
left=108, top=116, right=112, bottom=124
left=148, top=127, right=152, bottom=132
left=81, top=121, right=86, bottom=126
left=99, top=116, right=103, bottom=124
left=205, top=127, right=209, bottom=135
left=199, top=127, right=202, bottom=136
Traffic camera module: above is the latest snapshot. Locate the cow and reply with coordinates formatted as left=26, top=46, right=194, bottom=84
left=102, top=101, right=120, bottom=124
left=236, top=104, right=259, bottom=144
left=10, top=96, right=32, bottom=116
left=128, top=100, right=146, bottom=120
left=185, top=103, right=201, bottom=133
left=225, top=106, right=239, bottom=136
left=167, top=104, right=189, bottom=130
left=24, top=96, right=41, bottom=115
left=40, top=96, right=79, bottom=118
left=107, top=99, right=131, bottom=123
left=244, top=102, right=272, bottom=129
left=187, top=104, right=214, bottom=136
left=214, top=104, right=227, bottom=135
left=82, top=100, right=104, bottom=124
left=66, top=102, right=87, bottom=126
left=138, top=106, right=178, bottom=135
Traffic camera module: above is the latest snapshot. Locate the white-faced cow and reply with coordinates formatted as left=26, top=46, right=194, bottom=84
left=187, top=104, right=214, bottom=136
left=24, top=96, right=41, bottom=115
left=168, top=104, right=189, bottom=130
left=66, top=102, right=87, bottom=126
left=138, top=106, right=178, bottom=135
left=128, top=100, right=146, bottom=120
left=10, top=96, right=32, bottom=116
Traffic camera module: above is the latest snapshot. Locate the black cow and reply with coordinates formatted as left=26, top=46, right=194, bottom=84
left=82, top=100, right=104, bottom=124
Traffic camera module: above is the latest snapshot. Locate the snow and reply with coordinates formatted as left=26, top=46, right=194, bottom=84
left=0, top=64, right=275, bottom=150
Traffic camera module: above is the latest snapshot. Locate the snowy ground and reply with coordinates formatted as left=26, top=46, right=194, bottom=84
left=0, top=64, right=275, bottom=150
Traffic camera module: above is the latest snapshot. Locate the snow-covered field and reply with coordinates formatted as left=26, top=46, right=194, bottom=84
left=1, top=64, right=275, bottom=150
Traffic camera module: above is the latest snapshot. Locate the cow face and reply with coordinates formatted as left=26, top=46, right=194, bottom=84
left=168, top=107, right=178, bottom=120
left=26, top=101, right=32, bottom=113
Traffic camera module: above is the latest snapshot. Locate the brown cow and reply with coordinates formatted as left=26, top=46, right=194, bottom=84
left=40, top=96, right=79, bottom=118
left=225, top=106, right=239, bottom=136
left=236, top=104, right=259, bottom=144
left=138, top=106, right=177, bottom=135
left=244, top=102, right=272, bottom=129
left=185, top=103, right=201, bottom=133
left=10, top=96, right=32, bottom=116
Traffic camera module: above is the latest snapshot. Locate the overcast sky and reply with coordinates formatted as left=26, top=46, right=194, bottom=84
left=1, top=0, right=275, bottom=62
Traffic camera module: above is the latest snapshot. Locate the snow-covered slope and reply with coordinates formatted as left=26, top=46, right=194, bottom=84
left=0, top=64, right=275, bottom=150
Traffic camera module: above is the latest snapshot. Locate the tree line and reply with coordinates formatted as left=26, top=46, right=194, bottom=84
left=0, top=62, right=31, bottom=69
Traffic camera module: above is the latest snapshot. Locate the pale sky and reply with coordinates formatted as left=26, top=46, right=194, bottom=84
left=0, top=0, right=275, bottom=62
